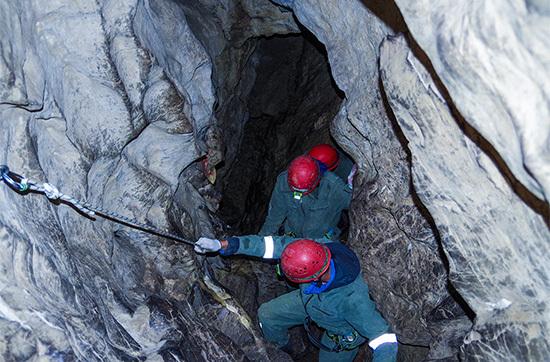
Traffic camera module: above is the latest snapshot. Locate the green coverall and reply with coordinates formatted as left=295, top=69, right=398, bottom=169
left=333, top=150, right=355, bottom=185
left=226, top=235, right=392, bottom=362
left=259, top=171, right=352, bottom=239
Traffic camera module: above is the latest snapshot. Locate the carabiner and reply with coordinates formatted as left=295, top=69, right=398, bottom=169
left=0, top=166, right=29, bottom=192
left=0, top=165, right=8, bottom=179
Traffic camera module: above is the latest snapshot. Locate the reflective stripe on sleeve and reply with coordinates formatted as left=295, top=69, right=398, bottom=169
left=368, top=333, right=397, bottom=350
left=263, top=236, right=274, bottom=259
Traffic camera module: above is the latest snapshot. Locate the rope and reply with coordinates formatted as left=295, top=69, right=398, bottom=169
left=0, top=165, right=194, bottom=246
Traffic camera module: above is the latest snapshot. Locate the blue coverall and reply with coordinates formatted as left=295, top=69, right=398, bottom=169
left=221, top=235, right=397, bottom=362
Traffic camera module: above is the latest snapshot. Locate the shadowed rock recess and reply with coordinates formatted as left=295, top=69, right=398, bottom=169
left=0, top=0, right=548, bottom=361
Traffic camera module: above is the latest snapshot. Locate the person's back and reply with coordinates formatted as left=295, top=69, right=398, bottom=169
left=307, top=144, right=356, bottom=239
left=333, top=150, right=355, bottom=185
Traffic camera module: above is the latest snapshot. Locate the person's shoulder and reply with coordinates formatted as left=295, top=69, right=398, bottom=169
left=326, top=240, right=352, bottom=253
left=337, top=275, right=369, bottom=300
left=274, top=171, right=290, bottom=191
left=322, top=171, right=350, bottom=191
left=277, top=170, right=288, bottom=180
left=322, top=171, right=343, bottom=184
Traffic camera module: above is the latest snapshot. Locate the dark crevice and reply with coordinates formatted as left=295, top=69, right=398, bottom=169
left=407, top=32, right=550, bottom=226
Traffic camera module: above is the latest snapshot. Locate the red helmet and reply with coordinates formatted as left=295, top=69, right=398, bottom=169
left=281, top=239, right=331, bottom=283
left=308, top=144, right=339, bottom=171
left=287, top=156, right=320, bottom=194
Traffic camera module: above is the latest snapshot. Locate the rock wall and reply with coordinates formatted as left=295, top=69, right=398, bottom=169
left=394, top=0, right=550, bottom=203
left=0, top=0, right=291, bottom=360
left=0, top=0, right=548, bottom=361
left=380, top=35, right=550, bottom=360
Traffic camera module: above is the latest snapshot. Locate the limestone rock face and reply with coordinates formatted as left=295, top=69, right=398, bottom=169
left=0, top=0, right=548, bottom=360
left=0, top=0, right=289, bottom=360
left=394, top=0, right=550, bottom=203
left=380, top=35, right=550, bottom=361
left=174, top=0, right=299, bottom=174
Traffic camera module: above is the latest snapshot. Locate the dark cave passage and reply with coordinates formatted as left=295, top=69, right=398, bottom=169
left=218, top=32, right=345, bottom=235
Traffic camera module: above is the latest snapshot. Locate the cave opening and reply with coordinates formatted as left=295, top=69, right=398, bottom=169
left=217, top=31, right=346, bottom=235
left=180, top=2, right=477, bottom=360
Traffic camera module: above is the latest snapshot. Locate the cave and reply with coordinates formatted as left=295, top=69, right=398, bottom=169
left=0, top=0, right=548, bottom=361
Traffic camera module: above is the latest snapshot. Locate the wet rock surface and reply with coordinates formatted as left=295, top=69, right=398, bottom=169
left=0, top=0, right=290, bottom=360
left=380, top=35, right=550, bottom=360
left=393, top=0, right=550, bottom=203
left=0, top=0, right=548, bottom=361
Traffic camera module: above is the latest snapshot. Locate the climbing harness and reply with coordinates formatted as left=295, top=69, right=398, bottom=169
left=303, top=316, right=359, bottom=352
left=302, top=293, right=361, bottom=353
left=323, top=228, right=335, bottom=240
left=326, top=330, right=359, bottom=351
left=0, top=165, right=194, bottom=246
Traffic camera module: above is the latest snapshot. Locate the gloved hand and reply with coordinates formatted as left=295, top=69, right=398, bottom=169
left=194, top=237, right=222, bottom=254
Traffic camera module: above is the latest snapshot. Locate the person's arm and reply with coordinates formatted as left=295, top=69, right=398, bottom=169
left=220, top=234, right=296, bottom=259
left=259, top=174, right=289, bottom=236
left=326, top=171, right=352, bottom=210
left=341, top=182, right=352, bottom=209
left=194, top=234, right=298, bottom=259
left=344, top=281, right=397, bottom=361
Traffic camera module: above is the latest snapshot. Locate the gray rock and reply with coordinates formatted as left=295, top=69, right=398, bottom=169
left=0, top=2, right=44, bottom=110
left=143, top=66, right=194, bottom=134
left=394, top=0, right=550, bottom=202
left=0, top=0, right=276, bottom=359
left=175, top=0, right=299, bottom=172
left=380, top=34, right=550, bottom=361
left=134, top=0, right=215, bottom=150
left=99, top=0, right=150, bottom=131
left=123, top=123, right=198, bottom=189
left=31, top=0, right=135, bottom=158
left=1, top=0, right=548, bottom=360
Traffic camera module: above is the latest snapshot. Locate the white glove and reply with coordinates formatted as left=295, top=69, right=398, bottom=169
left=194, top=237, right=222, bottom=254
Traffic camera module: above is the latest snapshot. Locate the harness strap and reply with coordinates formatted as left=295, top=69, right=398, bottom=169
left=303, top=317, right=339, bottom=352
left=302, top=294, right=361, bottom=353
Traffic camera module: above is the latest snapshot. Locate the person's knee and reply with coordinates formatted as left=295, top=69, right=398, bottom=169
left=257, top=302, right=285, bottom=345
left=258, top=302, right=273, bottom=326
